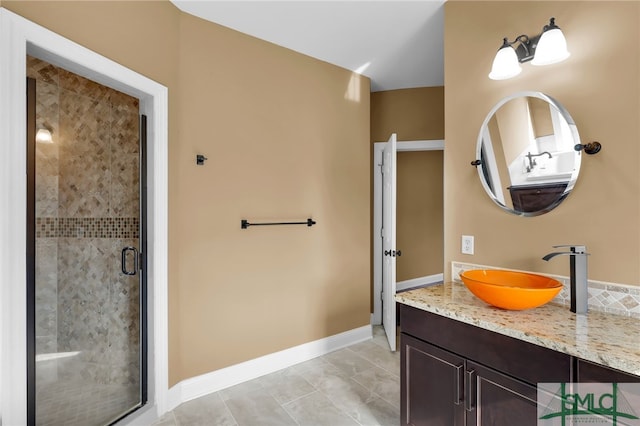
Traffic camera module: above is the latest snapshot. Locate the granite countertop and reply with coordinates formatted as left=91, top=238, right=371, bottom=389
left=395, top=282, right=640, bottom=377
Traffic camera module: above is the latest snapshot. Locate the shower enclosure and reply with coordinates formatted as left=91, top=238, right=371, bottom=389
left=26, top=56, right=147, bottom=425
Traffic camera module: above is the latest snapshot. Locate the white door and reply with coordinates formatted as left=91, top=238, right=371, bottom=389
left=382, top=133, right=398, bottom=351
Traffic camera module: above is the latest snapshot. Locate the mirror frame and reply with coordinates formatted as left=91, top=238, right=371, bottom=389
left=476, top=91, right=582, bottom=216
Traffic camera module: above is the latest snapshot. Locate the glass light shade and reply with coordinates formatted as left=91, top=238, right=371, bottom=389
left=36, top=128, right=53, bottom=144
left=531, top=28, right=570, bottom=66
left=488, top=46, right=522, bottom=80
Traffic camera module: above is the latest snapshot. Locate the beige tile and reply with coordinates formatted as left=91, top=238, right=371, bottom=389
left=283, top=391, right=359, bottom=426
left=59, top=68, right=111, bottom=102
left=258, top=367, right=316, bottom=404
left=352, top=366, right=401, bottom=409
left=109, top=153, right=140, bottom=217
left=323, top=348, right=376, bottom=376
left=152, top=335, right=402, bottom=426
left=35, top=175, right=59, bottom=218
left=343, top=396, right=400, bottom=426
left=173, top=392, right=236, bottom=426
left=349, top=340, right=400, bottom=376
left=223, top=389, right=296, bottom=426
left=35, top=238, right=58, bottom=289
left=296, top=358, right=349, bottom=388
left=35, top=381, right=139, bottom=426
left=36, top=140, right=60, bottom=179
left=372, top=326, right=399, bottom=352
left=35, top=335, right=57, bottom=355
left=27, top=55, right=59, bottom=84
left=151, top=412, right=178, bottom=426
left=35, top=80, right=60, bottom=137
left=372, top=325, right=387, bottom=340
left=58, top=90, right=111, bottom=217
left=307, top=368, right=378, bottom=415
left=288, top=355, right=331, bottom=374
left=110, top=89, right=139, bottom=111
left=220, top=378, right=265, bottom=401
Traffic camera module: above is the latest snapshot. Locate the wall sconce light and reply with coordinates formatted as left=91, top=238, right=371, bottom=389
left=575, top=141, right=602, bottom=155
left=489, top=17, right=570, bottom=80
left=35, top=128, right=53, bottom=144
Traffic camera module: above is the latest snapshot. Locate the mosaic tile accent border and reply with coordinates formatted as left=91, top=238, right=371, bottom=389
left=451, top=261, right=640, bottom=318
left=36, top=217, right=139, bottom=239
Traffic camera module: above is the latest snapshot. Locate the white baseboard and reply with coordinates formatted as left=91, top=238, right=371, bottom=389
left=166, top=325, right=372, bottom=412
left=396, top=273, right=443, bottom=292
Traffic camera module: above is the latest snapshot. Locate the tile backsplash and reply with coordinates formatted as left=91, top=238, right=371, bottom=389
left=452, top=261, right=640, bottom=318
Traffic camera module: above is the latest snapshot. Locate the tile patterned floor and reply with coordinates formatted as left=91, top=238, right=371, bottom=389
left=152, top=326, right=400, bottom=426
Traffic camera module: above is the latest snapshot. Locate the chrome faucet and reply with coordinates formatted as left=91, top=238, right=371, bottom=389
left=526, top=151, right=553, bottom=173
left=542, top=245, right=589, bottom=314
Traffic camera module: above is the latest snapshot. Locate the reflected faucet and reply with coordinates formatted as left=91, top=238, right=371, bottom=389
left=542, top=245, right=589, bottom=314
left=526, top=151, right=553, bottom=173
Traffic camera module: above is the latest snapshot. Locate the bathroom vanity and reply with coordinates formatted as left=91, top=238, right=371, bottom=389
left=396, top=283, right=640, bottom=426
left=507, top=182, right=568, bottom=213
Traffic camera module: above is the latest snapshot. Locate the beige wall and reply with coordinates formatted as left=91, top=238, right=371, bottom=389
left=496, top=96, right=531, bottom=165
left=5, top=1, right=371, bottom=386
left=174, top=12, right=370, bottom=382
left=444, top=1, right=640, bottom=285
left=396, top=151, right=444, bottom=281
left=529, top=97, right=554, bottom=137
left=371, top=87, right=445, bottom=283
left=371, top=87, right=444, bottom=142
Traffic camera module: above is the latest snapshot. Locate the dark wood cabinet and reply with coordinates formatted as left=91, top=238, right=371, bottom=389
left=400, top=304, right=571, bottom=426
left=400, top=304, right=640, bottom=426
left=401, top=333, right=540, bottom=426
left=466, top=361, right=538, bottom=426
left=509, top=182, right=568, bottom=213
left=400, top=302, right=640, bottom=426
left=401, top=334, right=465, bottom=426
left=577, top=359, right=640, bottom=383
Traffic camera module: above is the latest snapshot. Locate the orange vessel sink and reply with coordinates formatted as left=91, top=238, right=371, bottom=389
left=459, top=269, right=562, bottom=310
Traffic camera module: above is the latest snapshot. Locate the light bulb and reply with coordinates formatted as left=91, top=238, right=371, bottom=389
left=36, top=128, right=53, bottom=144
left=489, top=46, right=522, bottom=80
left=531, top=28, right=570, bottom=66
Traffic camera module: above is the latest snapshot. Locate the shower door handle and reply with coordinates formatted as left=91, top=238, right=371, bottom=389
left=121, top=247, right=139, bottom=276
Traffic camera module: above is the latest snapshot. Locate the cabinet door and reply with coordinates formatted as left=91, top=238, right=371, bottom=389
left=466, top=361, right=538, bottom=426
left=401, top=333, right=465, bottom=426
left=574, top=360, right=640, bottom=424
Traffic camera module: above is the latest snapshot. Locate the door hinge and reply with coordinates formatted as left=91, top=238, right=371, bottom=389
left=381, top=292, right=384, bottom=301
left=380, top=227, right=384, bottom=238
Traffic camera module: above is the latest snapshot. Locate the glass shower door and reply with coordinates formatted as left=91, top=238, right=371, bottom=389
left=27, top=56, right=146, bottom=426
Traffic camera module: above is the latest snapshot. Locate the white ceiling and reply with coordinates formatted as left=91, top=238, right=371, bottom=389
left=171, top=1, right=445, bottom=92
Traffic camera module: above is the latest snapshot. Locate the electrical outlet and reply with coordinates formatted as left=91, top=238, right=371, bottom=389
left=462, top=235, right=474, bottom=255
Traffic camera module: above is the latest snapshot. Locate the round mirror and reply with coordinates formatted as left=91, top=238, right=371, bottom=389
left=476, top=91, right=582, bottom=216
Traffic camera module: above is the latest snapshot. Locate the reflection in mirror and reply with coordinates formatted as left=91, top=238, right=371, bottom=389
left=476, top=92, right=581, bottom=216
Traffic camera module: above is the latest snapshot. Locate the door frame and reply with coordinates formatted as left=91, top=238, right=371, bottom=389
left=0, top=9, right=169, bottom=425
left=372, top=139, right=444, bottom=325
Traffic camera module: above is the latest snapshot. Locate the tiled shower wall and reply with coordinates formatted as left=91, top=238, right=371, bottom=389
left=29, top=57, right=141, bottom=386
